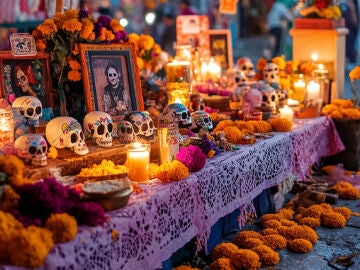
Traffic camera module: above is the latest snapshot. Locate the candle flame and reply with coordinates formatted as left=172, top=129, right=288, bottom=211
left=311, top=53, right=318, bottom=62
left=318, top=64, right=324, bottom=70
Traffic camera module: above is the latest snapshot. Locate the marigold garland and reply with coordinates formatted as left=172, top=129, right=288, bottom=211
left=288, top=238, right=313, bottom=253
left=268, top=118, right=293, bottom=132
left=263, top=219, right=282, bottom=229
left=231, top=249, right=261, bottom=270
left=232, top=231, right=263, bottom=247
left=211, top=242, right=240, bottom=261
left=45, top=213, right=78, bottom=243
left=321, top=212, right=346, bottom=228
left=156, top=160, right=189, bottom=183
left=236, top=238, right=264, bottom=249
left=261, top=228, right=278, bottom=236
left=262, top=234, right=287, bottom=250
left=210, top=257, right=236, bottom=270
left=298, top=217, right=321, bottom=228
left=333, top=207, right=352, bottom=221
left=333, top=182, right=360, bottom=200
left=251, top=245, right=280, bottom=266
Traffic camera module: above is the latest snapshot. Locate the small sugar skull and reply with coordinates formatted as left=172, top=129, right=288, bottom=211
left=237, top=57, right=256, bottom=80
left=14, top=134, right=47, bottom=166
left=158, top=103, right=192, bottom=129
left=45, top=116, right=89, bottom=155
left=83, top=111, right=113, bottom=147
left=263, top=62, right=280, bottom=84
left=12, top=96, right=42, bottom=126
left=276, top=89, right=288, bottom=107
left=190, top=110, right=213, bottom=133
left=117, top=120, right=135, bottom=144
left=259, top=85, right=278, bottom=112
left=225, top=68, right=248, bottom=92
left=125, top=111, right=154, bottom=141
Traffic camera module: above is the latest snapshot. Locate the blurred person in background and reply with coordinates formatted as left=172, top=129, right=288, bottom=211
left=160, top=4, right=177, bottom=56
left=265, top=0, right=294, bottom=58
left=179, top=0, right=196, bottom=15
left=341, top=0, right=359, bottom=64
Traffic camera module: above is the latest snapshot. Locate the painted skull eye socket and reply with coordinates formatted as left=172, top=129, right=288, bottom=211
left=141, top=123, right=148, bottom=132
left=133, top=125, right=139, bottom=133
left=271, top=95, right=276, bottom=102
left=263, top=95, right=268, bottom=102
left=97, top=124, right=105, bottom=135
left=26, top=107, right=34, bottom=116
left=149, top=120, right=153, bottom=129
left=70, top=133, right=78, bottom=143
left=35, top=106, right=42, bottom=114
left=127, top=127, right=132, bottom=134
left=42, top=146, right=47, bottom=153
left=181, top=112, right=188, bottom=119
left=203, top=117, right=209, bottom=123
left=108, top=123, right=113, bottom=133
left=29, top=146, right=37, bottom=155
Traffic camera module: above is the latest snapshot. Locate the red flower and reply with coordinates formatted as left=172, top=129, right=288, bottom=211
left=314, top=0, right=328, bottom=9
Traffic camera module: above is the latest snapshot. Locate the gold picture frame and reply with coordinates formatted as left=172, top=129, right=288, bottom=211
left=208, top=29, right=233, bottom=70
left=79, top=43, right=144, bottom=120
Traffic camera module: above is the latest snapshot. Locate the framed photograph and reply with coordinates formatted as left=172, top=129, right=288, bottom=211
left=79, top=43, right=144, bottom=119
left=209, top=29, right=233, bottom=70
left=176, top=15, right=210, bottom=59
left=0, top=51, right=53, bottom=107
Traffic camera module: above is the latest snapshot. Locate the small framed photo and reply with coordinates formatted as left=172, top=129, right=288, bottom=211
left=0, top=51, right=53, bottom=107
left=79, top=43, right=144, bottom=119
left=209, top=29, right=233, bottom=70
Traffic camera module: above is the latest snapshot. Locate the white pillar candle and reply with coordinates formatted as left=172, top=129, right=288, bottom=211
left=306, top=80, right=320, bottom=101
left=279, top=105, right=294, bottom=122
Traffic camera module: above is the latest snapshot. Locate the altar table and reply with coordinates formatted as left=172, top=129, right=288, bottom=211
left=2, top=116, right=344, bottom=270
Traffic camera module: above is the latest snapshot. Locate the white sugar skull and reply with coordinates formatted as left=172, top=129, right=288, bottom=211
left=14, top=134, right=47, bottom=166
left=225, top=68, right=247, bottom=92
left=83, top=111, right=113, bottom=147
left=125, top=111, right=154, bottom=141
left=260, top=85, right=278, bottom=112
left=263, top=62, right=280, bottom=84
left=117, top=120, right=135, bottom=144
left=45, top=116, right=89, bottom=155
left=190, top=110, right=213, bottom=133
left=158, top=103, right=192, bottom=129
left=237, top=57, right=255, bottom=80
left=12, top=96, right=42, bottom=126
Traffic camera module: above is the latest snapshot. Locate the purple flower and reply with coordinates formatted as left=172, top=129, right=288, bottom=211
left=120, top=30, right=128, bottom=42
left=176, top=145, right=206, bottom=172
left=78, top=9, right=90, bottom=19
left=113, top=31, right=122, bottom=43
left=94, top=22, right=103, bottom=39
left=70, top=202, right=107, bottom=226
left=97, top=15, right=111, bottom=27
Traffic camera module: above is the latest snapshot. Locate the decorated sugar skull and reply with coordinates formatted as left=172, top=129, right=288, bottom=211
left=276, top=89, right=288, bottom=107
left=83, top=111, right=113, bottom=147
left=259, top=84, right=278, bottom=112
left=189, top=93, right=205, bottom=112
left=190, top=110, right=213, bottom=133
left=158, top=103, right=192, bottom=129
left=14, top=134, right=47, bottom=166
left=12, top=96, right=42, bottom=126
left=225, top=68, right=247, bottom=92
left=263, top=62, right=280, bottom=84
left=125, top=111, right=154, bottom=141
left=237, top=57, right=256, bottom=80
left=116, top=120, right=135, bottom=144
left=243, top=87, right=262, bottom=112
left=45, top=116, right=89, bottom=155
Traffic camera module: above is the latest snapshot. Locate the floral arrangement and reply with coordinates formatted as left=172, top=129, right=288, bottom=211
left=321, top=99, right=360, bottom=119
left=32, top=9, right=128, bottom=82
left=268, top=118, right=293, bottom=132
left=176, top=145, right=207, bottom=172
left=349, top=65, right=360, bottom=107
left=297, top=0, right=342, bottom=19
left=156, top=160, right=189, bottom=183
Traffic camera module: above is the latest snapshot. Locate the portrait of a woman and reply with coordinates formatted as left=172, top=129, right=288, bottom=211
left=14, top=63, right=39, bottom=97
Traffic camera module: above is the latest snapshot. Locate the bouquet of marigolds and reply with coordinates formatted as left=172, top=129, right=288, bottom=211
left=32, top=9, right=128, bottom=83
left=349, top=66, right=360, bottom=108
left=321, top=99, right=360, bottom=119
left=297, top=0, right=342, bottom=19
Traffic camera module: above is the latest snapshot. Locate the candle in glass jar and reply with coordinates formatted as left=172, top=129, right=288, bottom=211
left=279, top=105, right=294, bottom=122
left=306, top=80, right=320, bottom=101
left=127, top=142, right=150, bottom=182
left=0, top=108, right=14, bottom=150
left=293, top=77, right=306, bottom=101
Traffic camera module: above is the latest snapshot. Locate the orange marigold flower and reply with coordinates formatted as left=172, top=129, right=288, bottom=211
left=213, top=120, right=235, bottom=132
left=136, top=57, right=144, bottom=69
left=231, top=249, right=261, bottom=270
left=277, top=208, right=294, bottom=219
left=298, top=217, right=321, bottom=228
left=139, top=34, right=155, bottom=51
left=256, top=57, right=268, bottom=71
left=288, top=238, right=313, bottom=253
left=234, top=120, right=255, bottom=133
left=233, top=231, right=263, bottom=247
left=287, top=225, right=318, bottom=244
left=80, top=18, right=94, bottom=39
left=128, top=33, right=140, bottom=44
left=260, top=213, right=282, bottom=224
left=269, top=118, right=292, bottom=132
left=349, top=66, right=360, bottom=82
left=62, top=18, right=82, bottom=33
left=105, top=29, right=115, bottom=41
left=173, top=266, right=200, bottom=270
left=263, top=219, right=282, bottom=229
left=223, top=126, right=243, bottom=144
left=210, top=257, right=236, bottom=270
left=280, top=219, right=297, bottom=227
left=322, top=212, right=346, bottom=228
left=321, top=104, right=338, bottom=116
left=45, top=213, right=77, bottom=243
left=157, top=160, right=189, bottom=183
left=63, top=9, right=79, bottom=20
left=302, top=205, right=323, bottom=218
left=262, top=234, right=287, bottom=249
left=53, top=12, right=65, bottom=27
left=68, top=59, right=81, bottom=70
left=261, top=228, right=278, bottom=236
left=211, top=242, right=239, bottom=261
left=37, top=19, right=58, bottom=36
left=272, top=55, right=286, bottom=69
left=110, top=19, right=123, bottom=32
left=111, top=229, right=119, bottom=241
left=332, top=98, right=354, bottom=108
left=149, top=163, right=159, bottom=179
left=252, top=245, right=280, bottom=266
left=248, top=120, right=272, bottom=133
left=319, top=203, right=333, bottom=211
left=31, top=29, right=43, bottom=39
left=67, top=70, right=82, bottom=81
left=237, top=238, right=264, bottom=249
left=333, top=207, right=352, bottom=221
left=35, top=39, right=47, bottom=51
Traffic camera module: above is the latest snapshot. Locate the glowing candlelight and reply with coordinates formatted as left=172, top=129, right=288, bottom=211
left=279, top=105, right=294, bottom=122
left=127, top=142, right=150, bottom=182
left=0, top=108, right=14, bottom=149
left=311, top=53, right=318, bottom=62
left=306, top=80, right=320, bottom=101
left=293, top=76, right=306, bottom=101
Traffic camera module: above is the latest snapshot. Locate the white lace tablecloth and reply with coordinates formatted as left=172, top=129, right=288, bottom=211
left=2, top=116, right=344, bottom=270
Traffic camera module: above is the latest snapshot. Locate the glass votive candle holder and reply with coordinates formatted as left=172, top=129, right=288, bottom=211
left=166, top=61, right=191, bottom=106
left=0, top=107, right=14, bottom=150
left=279, top=105, right=294, bottom=122
left=127, top=142, right=151, bottom=183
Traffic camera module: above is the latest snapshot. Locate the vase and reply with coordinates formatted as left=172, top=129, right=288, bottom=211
left=294, top=17, right=345, bottom=29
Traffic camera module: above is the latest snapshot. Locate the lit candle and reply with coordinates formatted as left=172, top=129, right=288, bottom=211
left=279, top=105, right=294, bottom=122
left=293, top=77, right=306, bottom=101
left=127, top=142, right=150, bottom=183
left=207, top=58, right=221, bottom=82
left=311, top=53, right=318, bottom=62
left=306, top=80, right=320, bottom=101
left=166, top=61, right=191, bottom=105
left=0, top=108, right=14, bottom=150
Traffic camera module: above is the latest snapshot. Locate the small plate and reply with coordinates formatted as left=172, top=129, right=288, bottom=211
left=83, top=179, right=130, bottom=198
